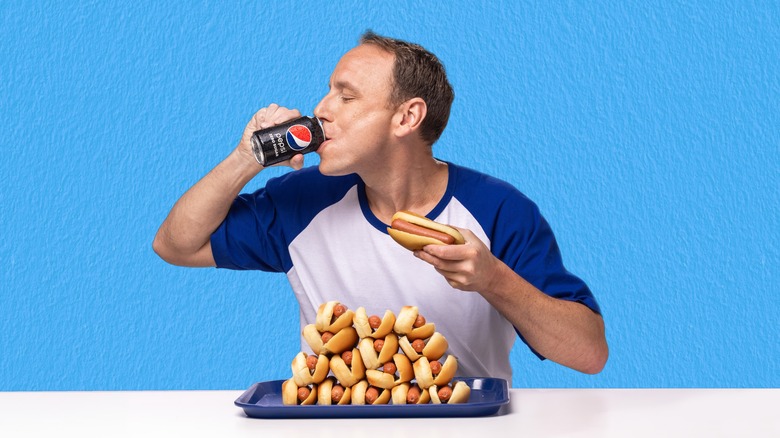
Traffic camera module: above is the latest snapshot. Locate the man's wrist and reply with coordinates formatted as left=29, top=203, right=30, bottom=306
left=232, top=144, right=264, bottom=174
left=484, top=259, right=516, bottom=299
left=212, top=146, right=263, bottom=190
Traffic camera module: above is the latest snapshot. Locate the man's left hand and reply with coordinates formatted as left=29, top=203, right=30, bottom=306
left=414, top=228, right=503, bottom=292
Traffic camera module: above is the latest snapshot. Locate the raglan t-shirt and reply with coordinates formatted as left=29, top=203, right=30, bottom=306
left=211, top=162, right=601, bottom=383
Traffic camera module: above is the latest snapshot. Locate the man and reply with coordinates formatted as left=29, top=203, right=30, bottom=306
left=153, top=31, right=608, bottom=383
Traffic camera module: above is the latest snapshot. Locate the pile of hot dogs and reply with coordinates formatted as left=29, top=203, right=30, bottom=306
left=282, top=301, right=471, bottom=405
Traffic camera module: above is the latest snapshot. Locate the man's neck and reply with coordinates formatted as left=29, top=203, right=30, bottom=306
left=362, top=158, right=450, bottom=225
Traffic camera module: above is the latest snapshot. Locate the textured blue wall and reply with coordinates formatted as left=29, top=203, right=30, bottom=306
left=1, top=1, right=777, bottom=390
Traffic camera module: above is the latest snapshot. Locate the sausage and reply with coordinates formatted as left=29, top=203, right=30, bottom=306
left=365, top=387, right=379, bottom=404
left=383, top=362, right=397, bottom=375
left=390, top=219, right=456, bottom=244
left=368, top=315, right=382, bottom=329
left=333, top=304, right=347, bottom=318
left=430, top=360, right=442, bottom=375
left=331, top=384, right=345, bottom=403
left=437, top=386, right=452, bottom=402
left=388, top=211, right=465, bottom=252
left=407, top=386, right=421, bottom=404
left=306, top=355, right=318, bottom=372
left=297, top=387, right=311, bottom=402
left=374, top=339, right=384, bottom=352
left=321, top=331, right=334, bottom=343
left=341, top=350, right=353, bottom=366
left=411, top=339, right=425, bottom=353
left=414, top=314, right=426, bottom=328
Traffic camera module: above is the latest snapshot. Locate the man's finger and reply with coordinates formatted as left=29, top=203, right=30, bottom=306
left=422, top=243, right=467, bottom=261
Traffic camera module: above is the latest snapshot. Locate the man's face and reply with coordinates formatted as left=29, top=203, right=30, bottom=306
left=314, top=44, right=398, bottom=176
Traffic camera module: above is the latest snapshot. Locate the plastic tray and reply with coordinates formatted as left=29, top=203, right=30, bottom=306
left=235, top=377, right=509, bottom=419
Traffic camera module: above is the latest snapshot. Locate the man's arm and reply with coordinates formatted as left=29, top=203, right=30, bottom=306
left=152, top=104, right=303, bottom=267
left=414, top=229, right=609, bottom=374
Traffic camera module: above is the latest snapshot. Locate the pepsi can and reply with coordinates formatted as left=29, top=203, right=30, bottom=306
left=250, top=116, right=325, bottom=167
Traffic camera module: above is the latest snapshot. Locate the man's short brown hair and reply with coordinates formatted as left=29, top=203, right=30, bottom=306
left=360, top=31, right=454, bottom=145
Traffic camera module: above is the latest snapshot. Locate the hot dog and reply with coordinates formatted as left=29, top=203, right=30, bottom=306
left=315, top=301, right=355, bottom=333
left=429, top=380, right=471, bottom=404
left=282, top=378, right=318, bottom=405
left=351, top=380, right=391, bottom=405
left=412, top=355, right=459, bottom=389
left=329, top=347, right=366, bottom=388
left=290, top=351, right=330, bottom=387
left=406, top=320, right=436, bottom=341
left=317, top=376, right=351, bottom=405
left=391, top=382, right=432, bottom=405
left=393, top=306, right=435, bottom=337
left=387, top=210, right=465, bottom=251
left=399, top=331, right=449, bottom=362
left=365, top=353, right=414, bottom=389
left=354, top=307, right=396, bottom=339
left=357, top=333, right=399, bottom=370
left=302, top=323, right=358, bottom=356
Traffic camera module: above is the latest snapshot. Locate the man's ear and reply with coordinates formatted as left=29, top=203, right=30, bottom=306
left=394, top=98, right=427, bottom=138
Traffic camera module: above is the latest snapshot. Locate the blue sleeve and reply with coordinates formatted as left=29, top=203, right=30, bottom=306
left=492, top=194, right=601, bottom=359
left=210, top=181, right=290, bottom=272
left=210, top=168, right=359, bottom=272
left=499, top=200, right=601, bottom=315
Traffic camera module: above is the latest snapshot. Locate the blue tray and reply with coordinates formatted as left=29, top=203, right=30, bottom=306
left=235, top=377, right=509, bottom=419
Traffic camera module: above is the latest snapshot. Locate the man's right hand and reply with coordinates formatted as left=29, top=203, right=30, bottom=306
left=238, top=104, right=305, bottom=170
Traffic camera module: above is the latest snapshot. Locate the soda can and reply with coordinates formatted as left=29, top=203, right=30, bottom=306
left=250, top=116, right=326, bottom=167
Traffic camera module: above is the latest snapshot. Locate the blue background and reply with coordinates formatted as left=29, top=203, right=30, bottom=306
left=1, top=1, right=777, bottom=390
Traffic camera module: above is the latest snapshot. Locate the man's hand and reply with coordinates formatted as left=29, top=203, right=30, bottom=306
left=413, top=228, right=503, bottom=292
left=239, top=104, right=305, bottom=170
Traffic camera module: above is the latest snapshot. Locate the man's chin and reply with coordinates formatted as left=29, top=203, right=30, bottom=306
left=317, top=162, right=348, bottom=177
left=318, top=158, right=346, bottom=176
left=317, top=151, right=362, bottom=177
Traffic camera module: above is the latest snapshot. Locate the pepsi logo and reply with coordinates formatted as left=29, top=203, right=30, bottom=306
left=286, top=125, right=312, bottom=151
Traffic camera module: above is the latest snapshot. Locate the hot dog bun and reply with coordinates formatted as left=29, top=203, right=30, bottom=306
left=317, top=376, right=351, bottom=405
left=281, top=378, right=298, bottom=405
left=282, top=378, right=318, bottom=405
left=351, top=380, right=368, bottom=405
left=315, top=301, right=355, bottom=333
left=406, top=322, right=436, bottom=341
left=357, top=333, right=399, bottom=370
left=354, top=307, right=396, bottom=339
left=430, top=381, right=471, bottom=404
left=350, top=380, right=391, bottom=405
left=302, top=323, right=358, bottom=356
left=393, top=306, right=436, bottom=340
left=365, top=349, right=416, bottom=389
left=433, top=355, right=458, bottom=386
left=387, top=210, right=465, bottom=251
left=394, top=305, right=420, bottom=335
left=399, top=331, right=449, bottom=362
left=391, top=352, right=414, bottom=385
left=412, top=355, right=459, bottom=389
left=412, top=357, right=435, bottom=389
left=329, top=348, right=366, bottom=387
left=290, top=351, right=329, bottom=387
left=365, top=369, right=395, bottom=389
left=391, top=382, right=431, bottom=405
left=391, top=382, right=410, bottom=405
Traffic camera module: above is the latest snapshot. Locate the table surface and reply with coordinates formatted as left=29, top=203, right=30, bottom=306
left=1, top=388, right=777, bottom=437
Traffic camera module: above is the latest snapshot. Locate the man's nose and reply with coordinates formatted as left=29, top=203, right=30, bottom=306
left=313, top=95, right=330, bottom=122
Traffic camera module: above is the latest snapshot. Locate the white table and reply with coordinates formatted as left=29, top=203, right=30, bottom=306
left=1, top=388, right=777, bottom=437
